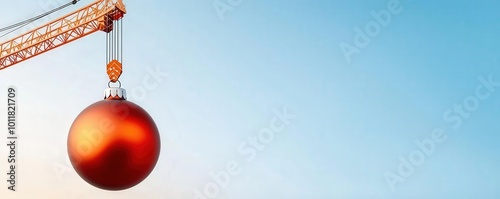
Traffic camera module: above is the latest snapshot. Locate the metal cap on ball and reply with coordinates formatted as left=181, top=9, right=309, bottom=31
left=105, top=80, right=126, bottom=100
left=104, top=87, right=126, bottom=100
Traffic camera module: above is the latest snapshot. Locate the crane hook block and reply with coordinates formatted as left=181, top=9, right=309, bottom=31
left=107, top=59, right=122, bottom=82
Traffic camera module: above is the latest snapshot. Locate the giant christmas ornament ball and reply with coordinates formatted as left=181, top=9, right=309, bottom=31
left=67, top=87, right=161, bottom=190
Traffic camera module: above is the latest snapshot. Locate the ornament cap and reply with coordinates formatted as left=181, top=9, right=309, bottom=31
left=104, top=87, right=127, bottom=100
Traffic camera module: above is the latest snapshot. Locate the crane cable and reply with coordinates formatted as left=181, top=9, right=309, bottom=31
left=106, top=14, right=124, bottom=83
left=0, top=0, right=81, bottom=38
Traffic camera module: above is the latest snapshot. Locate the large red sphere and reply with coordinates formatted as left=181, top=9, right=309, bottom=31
left=68, top=99, right=161, bottom=190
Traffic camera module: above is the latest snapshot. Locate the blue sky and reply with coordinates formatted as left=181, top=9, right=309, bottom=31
left=1, top=0, right=500, bottom=198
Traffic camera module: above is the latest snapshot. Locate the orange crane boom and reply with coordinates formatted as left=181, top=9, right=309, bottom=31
left=0, top=0, right=126, bottom=72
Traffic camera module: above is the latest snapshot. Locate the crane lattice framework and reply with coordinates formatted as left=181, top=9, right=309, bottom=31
left=0, top=0, right=126, bottom=82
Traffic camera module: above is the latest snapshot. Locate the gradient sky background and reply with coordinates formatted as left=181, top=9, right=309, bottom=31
left=1, top=0, right=500, bottom=198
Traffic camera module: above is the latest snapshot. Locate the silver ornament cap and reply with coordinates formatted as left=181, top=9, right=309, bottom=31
left=104, top=87, right=127, bottom=100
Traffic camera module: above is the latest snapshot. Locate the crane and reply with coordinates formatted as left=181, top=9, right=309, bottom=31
left=0, top=0, right=126, bottom=82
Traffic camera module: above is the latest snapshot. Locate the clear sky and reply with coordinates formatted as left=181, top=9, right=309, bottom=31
left=1, top=0, right=500, bottom=198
